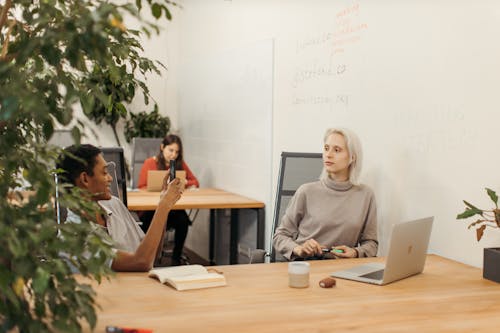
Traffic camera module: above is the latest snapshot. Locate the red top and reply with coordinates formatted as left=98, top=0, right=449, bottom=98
left=138, top=157, right=200, bottom=189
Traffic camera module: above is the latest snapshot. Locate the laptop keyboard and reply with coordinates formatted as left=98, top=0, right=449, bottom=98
left=360, top=269, right=384, bottom=280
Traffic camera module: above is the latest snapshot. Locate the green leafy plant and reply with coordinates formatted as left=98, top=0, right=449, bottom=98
left=82, top=66, right=136, bottom=147
left=457, top=188, right=500, bottom=241
left=82, top=41, right=165, bottom=147
left=0, top=0, right=177, bottom=332
left=124, top=104, right=171, bottom=142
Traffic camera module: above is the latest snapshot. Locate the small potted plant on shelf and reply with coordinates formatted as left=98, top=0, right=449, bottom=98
left=457, top=188, right=500, bottom=283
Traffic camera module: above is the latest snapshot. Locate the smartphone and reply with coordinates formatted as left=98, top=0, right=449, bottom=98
left=169, top=159, right=176, bottom=183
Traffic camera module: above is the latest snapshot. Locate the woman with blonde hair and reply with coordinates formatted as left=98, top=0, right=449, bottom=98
left=273, top=127, right=378, bottom=260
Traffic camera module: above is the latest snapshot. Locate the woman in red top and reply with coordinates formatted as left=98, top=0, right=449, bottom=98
left=138, top=135, right=199, bottom=189
left=138, top=134, right=199, bottom=265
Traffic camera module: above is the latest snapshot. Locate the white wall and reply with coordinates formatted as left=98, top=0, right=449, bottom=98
left=166, top=0, right=500, bottom=267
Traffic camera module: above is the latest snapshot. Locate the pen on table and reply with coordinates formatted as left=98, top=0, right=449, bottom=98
left=106, top=325, right=153, bottom=333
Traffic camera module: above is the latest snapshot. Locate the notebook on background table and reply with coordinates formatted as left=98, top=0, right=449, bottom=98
left=147, top=170, right=186, bottom=192
left=331, top=216, right=434, bottom=286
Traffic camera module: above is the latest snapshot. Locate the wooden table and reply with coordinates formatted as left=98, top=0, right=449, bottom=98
left=84, top=255, right=500, bottom=333
left=127, top=188, right=265, bottom=264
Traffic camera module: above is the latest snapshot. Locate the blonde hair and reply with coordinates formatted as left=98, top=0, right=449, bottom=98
left=321, top=127, right=363, bottom=185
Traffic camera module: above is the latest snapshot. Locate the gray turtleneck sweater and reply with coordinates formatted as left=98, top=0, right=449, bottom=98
left=273, top=177, right=378, bottom=260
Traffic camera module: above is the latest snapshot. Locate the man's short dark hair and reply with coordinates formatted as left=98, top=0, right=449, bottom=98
left=56, top=144, right=102, bottom=185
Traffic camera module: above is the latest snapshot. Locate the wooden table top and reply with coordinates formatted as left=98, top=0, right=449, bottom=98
left=127, top=188, right=265, bottom=211
left=83, top=255, right=500, bottom=333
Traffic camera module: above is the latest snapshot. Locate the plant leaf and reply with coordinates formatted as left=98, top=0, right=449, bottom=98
left=151, top=3, right=162, bottom=18
left=463, top=200, right=481, bottom=211
left=32, top=267, right=50, bottom=294
left=71, top=127, right=81, bottom=145
left=457, top=208, right=483, bottom=219
left=162, top=5, right=172, bottom=20
left=476, top=225, right=486, bottom=241
left=486, top=188, right=498, bottom=208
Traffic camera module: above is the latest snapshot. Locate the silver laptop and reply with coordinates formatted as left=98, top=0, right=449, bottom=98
left=331, top=216, right=433, bottom=285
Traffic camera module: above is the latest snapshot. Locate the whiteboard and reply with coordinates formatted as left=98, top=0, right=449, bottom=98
left=172, top=0, right=500, bottom=267
left=271, top=0, right=500, bottom=266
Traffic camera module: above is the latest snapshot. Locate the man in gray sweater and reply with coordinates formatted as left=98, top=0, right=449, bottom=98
left=273, top=128, right=378, bottom=260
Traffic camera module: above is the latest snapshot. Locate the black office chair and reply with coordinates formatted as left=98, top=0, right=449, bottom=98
left=101, top=147, right=128, bottom=206
left=270, top=152, right=324, bottom=262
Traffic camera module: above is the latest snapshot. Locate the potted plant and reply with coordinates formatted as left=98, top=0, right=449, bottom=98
left=457, top=188, right=500, bottom=283
left=0, top=1, right=176, bottom=331
left=124, top=104, right=171, bottom=143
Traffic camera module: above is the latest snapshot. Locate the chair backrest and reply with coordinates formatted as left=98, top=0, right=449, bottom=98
left=54, top=173, right=67, bottom=224
left=131, top=137, right=164, bottom=188
left=48, top=129, right=74, bottom=148
left=101, top=147, right=127, bottom=206
left=270, top=152, right=324, bottom=262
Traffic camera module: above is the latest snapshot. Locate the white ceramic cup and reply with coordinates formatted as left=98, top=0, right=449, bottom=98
left=288, top=261, right=310, bottom=288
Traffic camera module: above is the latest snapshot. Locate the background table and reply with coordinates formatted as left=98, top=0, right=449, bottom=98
left=127, top=188, right=265, bottom=264
left=84, top=255, right=500, bottom=333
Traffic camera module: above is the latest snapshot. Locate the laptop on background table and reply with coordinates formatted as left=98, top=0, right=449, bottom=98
left=176, top=170, right=186, bottom=181
left=147, top=170, right=168, bottom=192
left=331, top=216, right=434, bottom=285
left=146, top=170, right=187, bottom=192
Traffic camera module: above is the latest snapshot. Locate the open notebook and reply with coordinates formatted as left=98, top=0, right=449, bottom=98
left=331, top=217, right=433, bottom=285
left=149, top=265, right=226, bottom=291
